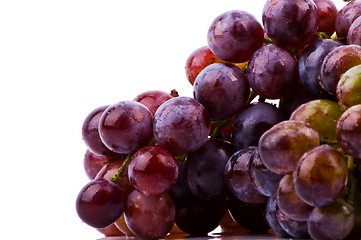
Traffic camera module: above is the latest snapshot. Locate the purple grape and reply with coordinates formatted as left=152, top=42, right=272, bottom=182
left=76, top=178, right=127, bottom=228
left=153, top=96, right=210, bottom=154
left=294, top=145, right=348, bottom=207
left=264, top=198, right=291, bottom=238
left=314, top=0, right=338, bottom=37
left=225, top=146, right=268, bottom=204
left=232, top=102, right=285, bottom=150
left=133, top=90, right=173, bottom=116
left=128, top=145, right=178, bottom=196
left=277, top=208, right=310, bottom=239
left=298, top=39, right=342, bottom=98
left=247, top=44, right=298, bottom=99
left=320, top=45, right=361, bottom=95
left=207, top=10, right=264, bottom=63
left=185, top=138, right=235, bottom=200
left=193, top=62, right=250, bottom=120
left=262, top=0, right=319, bottom=49
left=99, top=101, right=153, bottom=154
left=348, top=16, right=361, bottom=46
left=83, top=149, right=108, bottom=180
left=335, top=0, right=361, bottom=38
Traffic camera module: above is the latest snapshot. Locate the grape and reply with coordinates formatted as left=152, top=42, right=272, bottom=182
left=153, top=96, right=210, bottom=154
left=193, top=62, right=250, bottom=120
left=99, top=101, right=153, bottom=154
left=337, top=64, right=361, bottom=110
left=320, top=45, right=361, bottom=95
left=348, top=16, right=361, bottom=46
left=264, top=198, right=291, bottom=238
left=293, top=144, right=348, bottom=207
left=258, top=120, right=320, bottom=175
left=128, top=145, right=178, bottom=196
left=308, top=199, right=355, bottom=240
left=185, top=46, right=221, bottom=86
left=175, top=197, right=227, bottom=236
left=313, top=0, right=338, bottom=37
left=232, top=102, right=285, bottom=150
left=290, top=99, right=343, bottom=143
left=82, top=105, right=119, bottom=158
left=247, top=44, right=298, bottom=99
left=335, top=0, right=361, bottom=39
left=114, top=214, right=135, bottom=237
left=75, top=178, right=127, bottom=228
left=133, top=90, right=173, bottom=116
left=124, top=190, right=176, bottom=239
left=225, top=146, right=268, bottom=203
left=83, top=149, right=108, bottom=180
left=298, top=39, right=342, bottom=98
left=185, top=138, right=235, bottom=200
left=277, top=208, right=310, bottom=239
left=249, top=150, right=283, bottom=198
left=276, top=174, right=313, bottom=221
left=262, top=0, right=319, bottom=49
left=207, top=10, right=264, bottom=63
left=337, top=104, right=361, bottom=159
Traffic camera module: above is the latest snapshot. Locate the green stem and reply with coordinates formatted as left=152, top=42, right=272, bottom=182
left=110, top=154, right=133, bottom=183
left=248, top=90, right=258, bottom=104
left=211, top=118, right=232, bottom=138
left=319, top=139, right=339, bottom=146
left=264, top=37, right=275, bottom=44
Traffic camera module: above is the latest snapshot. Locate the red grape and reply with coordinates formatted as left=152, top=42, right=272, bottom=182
left=83, top=149, right=108, bottom=180
left=133, top=90, right=173, bottom=116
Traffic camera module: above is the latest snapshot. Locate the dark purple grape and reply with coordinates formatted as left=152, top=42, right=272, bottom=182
left=124, top=190, right=175, bottom=239
left=348, top=16, right=361, bottom=46
left=298, top=39, right=342, bottom=98
left=276, top=174, right=313, bottom=221
left=258, top=120, right=320, bottom=175
left=207, top=10, right=264, bottom=63
left=308, top=199, right=355, bottom=240
left=128, top=145, right=178, bottom=196
left=225, top=146, right=268, bottom=204
left=294, top=145, right=348, bottom=207
left=153, top=96, right=210, bottom=154
left=277, top=208, right=310, bottom=239
left=337, top=104, right=361, bottom=159
left=247, top=44, right=298, bottom=99
left=82, top=105, right=119, bottom=158
left=76, top=178, right=127, bottom=228
left=99, top=101, right=153, bottom=154
left=193, top=62, right=250, bottom=120
left=185, top=138, right=235, bottom=200
left=175, top=197, right=227, bottom=236
left=320, top=45, right=361, bottom=95
left=83, top=149, right=108, bottom=180
left=337, top=65, right=361, bottom=109
left=232, top=102, right=285, bottom=150
left=249, top=150, right=283, bottom=198
left=227, top=194, right=269, bottom=234
left=264, top=198, right=291, bottom=238
left=262, top=0, right=319, bottom=49
left=185, top=46, right=222, bottom=85
left=133, top=90, right=173, bottom=116
left=314, top=0, right=338, bottom=37
left=335, top=0, right=361, bottom=38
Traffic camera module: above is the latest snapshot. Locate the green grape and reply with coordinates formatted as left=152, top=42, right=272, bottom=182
left=337, top=64, right=361, bottom=109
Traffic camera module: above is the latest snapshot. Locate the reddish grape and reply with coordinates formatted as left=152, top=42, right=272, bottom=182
left=193, top=62, right=250, bottom=120
left=247, top=44, right=298, bottom=99
left=294, top=145, right=348, bottom=207
left=320, top=45, right=361, bottom=95
left=153, top=96, right=210, bottom=154
left=337, top=65, right=361, bottom=109
left=76, top=178, right=127, bottom=228
left=262, top=0, right=319, bottom=49
left=348, top=16, right=361, bottom=46
left=128, top=145, right=178, bottom=196
left=185, top=46, right=221, bottom=85
left=265, top=198, right=291, bottom=238
left=99, top=101, right=153, bottom=154
left=83, top=149, right=108, bottom=180
left=337, top=104, right=361, bottom=159
left=82, top=105, right=119, bottom=158
left=133, top=90, right=173, bottom=116
left=335, top=0, right=361, bottom=38
left=225, top=146, right=268, bottom=204
left=124, top=190, right=176, bottom=239
left=277, top=208, right=310, bottom=239
left=207, top=10, right=264, bottom=63
left=258, top=120, right=320, bottom=175
left=313, top=0, right=338, bottom=37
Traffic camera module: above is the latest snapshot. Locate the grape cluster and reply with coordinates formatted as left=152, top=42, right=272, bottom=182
left=76, top=0, right=361, bottom=239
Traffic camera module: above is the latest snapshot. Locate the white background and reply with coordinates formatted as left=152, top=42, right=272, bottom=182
left=0, top=0, right=347, bottom=239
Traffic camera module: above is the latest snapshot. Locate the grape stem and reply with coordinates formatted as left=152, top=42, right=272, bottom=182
left=211, top=118, right=232, bottom=138
left=110, top=154, right=133, bottom=183
left=347, top=156, right=357, bottom=205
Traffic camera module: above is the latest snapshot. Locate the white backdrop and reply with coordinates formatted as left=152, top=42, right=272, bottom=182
left=0, top=0, right=347, bottom=239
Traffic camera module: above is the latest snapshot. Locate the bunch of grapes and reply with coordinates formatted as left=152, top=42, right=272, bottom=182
left=76, top=0, right=361, bottom=239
